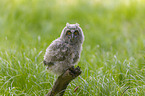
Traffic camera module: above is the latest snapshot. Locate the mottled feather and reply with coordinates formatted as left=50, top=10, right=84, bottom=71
left=44, top=23, right=84, bottom=75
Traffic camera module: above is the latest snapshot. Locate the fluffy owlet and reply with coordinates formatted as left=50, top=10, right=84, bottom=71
left=43, top=23, right=84, bottom=75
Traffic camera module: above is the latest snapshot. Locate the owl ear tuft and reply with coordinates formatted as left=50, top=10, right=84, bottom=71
left=76, top=23, right=79, bottom=26
left=66, top=23, right=70, bottom=26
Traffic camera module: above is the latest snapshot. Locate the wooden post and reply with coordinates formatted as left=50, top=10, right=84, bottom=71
left=46, top=66, right=82, bottom=96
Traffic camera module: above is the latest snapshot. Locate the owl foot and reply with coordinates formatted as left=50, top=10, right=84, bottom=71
left=68, top=66, right=82, bottom=78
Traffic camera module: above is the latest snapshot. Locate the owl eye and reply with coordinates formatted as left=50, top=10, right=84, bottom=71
left=74, top=30, right=79, bottom=35
left=66, top=30, right=71, bottom=35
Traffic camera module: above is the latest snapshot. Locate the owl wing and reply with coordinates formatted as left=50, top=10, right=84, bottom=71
left=44, top=39, right=68, bottom=66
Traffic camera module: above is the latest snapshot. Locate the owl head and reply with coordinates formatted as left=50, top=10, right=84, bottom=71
left=60, top=23, right=84, bottom=45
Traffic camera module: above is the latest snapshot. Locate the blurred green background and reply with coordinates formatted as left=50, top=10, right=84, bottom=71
left=0, top=0, right=145, bottom=95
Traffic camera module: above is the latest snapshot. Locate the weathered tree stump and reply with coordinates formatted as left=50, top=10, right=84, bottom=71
left=46, top=66, right=82, bottom=96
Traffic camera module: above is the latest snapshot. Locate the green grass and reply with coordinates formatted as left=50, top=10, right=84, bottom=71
left=0, top=0, right=145, bottom=95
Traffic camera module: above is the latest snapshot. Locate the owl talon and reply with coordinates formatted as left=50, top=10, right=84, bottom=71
left=76, top=66, right=80, bottom=70
left=68, top=66, right=75, bottom=73
left=75, top=66, right=82, bottom=75
left=68, top=66, right=82, bottom=77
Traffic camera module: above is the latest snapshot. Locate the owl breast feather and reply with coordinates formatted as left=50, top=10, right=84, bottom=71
left=43, top=38, right=82, bottom=75
left=44, top=38, right=80, bottom=65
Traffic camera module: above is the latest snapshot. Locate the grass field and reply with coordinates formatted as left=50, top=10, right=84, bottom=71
left=0, top=0, right=145, bottom=95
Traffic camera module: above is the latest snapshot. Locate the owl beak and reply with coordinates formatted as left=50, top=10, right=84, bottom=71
left=71, top=34, right=74, bottom=40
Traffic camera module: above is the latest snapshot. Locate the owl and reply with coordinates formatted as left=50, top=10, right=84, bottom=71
left=43, top=23, right=84, bottom=75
